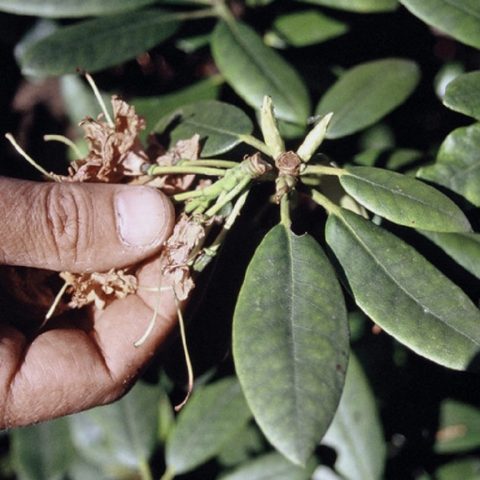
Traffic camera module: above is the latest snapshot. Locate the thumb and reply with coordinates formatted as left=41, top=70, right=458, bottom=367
left=0, top=177, right=174, bottom=272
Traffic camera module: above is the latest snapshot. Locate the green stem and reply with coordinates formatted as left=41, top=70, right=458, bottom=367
left=43, top=134, right=83, bottom=159
left=300, top=165, right=344, bottom=177
left=238, top=134, right=272, bottom=157
left=205, top=176, right=250, bottom=217
left=175, top=7, right=219, bottom=21
left=280, top=194, right=291, bottom=228
left=180, top=159, right=238, bottom=168
left=193, top=189, right=250, bottom=272
left=160, top=466, right=175, bottom=480
left=147, top=165, right=226, bottom=177
left=310, top=189, right=340, bottom=215
left=138, top=459, right=154, bottom=480
left=5, top=133, right=58, bottom=181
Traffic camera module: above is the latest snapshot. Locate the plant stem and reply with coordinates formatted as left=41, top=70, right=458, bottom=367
left=160, top=466, right=175, bottom=480
left=138, top=459, right=154, bottom=480
left=205, top=176, right=250, bottom=217
left=5, top=133, right=58, bottom=181
left=310, top=189, right=340, bottom=215
left=147, top=165, right=226, bottom=177
left=175, top=7, right=219, bottom=21
left=174, top=296, right=194, bottom=412
left=193, top=189, right=250, bottom=272
left=280, top=194, right=291, bottom=228
left=300, top=165, right=344, bottom=177
left=85, top=73, right=113, bottom=127
left=238, top=134, right=272, bottom=157
left=43, top=134, right=83, bottom=159
left=180, top=159, right=238, bottom=168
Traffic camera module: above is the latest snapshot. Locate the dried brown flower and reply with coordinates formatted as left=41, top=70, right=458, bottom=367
left=65, top=96, right=147, bottom=183
left=60, top=268, right=137, bottom=310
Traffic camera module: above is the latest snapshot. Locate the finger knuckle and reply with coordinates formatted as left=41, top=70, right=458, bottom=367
left=43, top=184, right=91, bottom=266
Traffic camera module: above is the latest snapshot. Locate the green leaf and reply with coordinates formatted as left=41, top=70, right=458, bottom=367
left=154, top=100, right=253, bottom=156
left=11, top=417, right=75, bottom=480
left=69, top=381, right=161, bottom=476
left=19, top=9, right=181, bottom=77
left=133, top=77, right=221, bottom=141
left=217, top=424, right=264, bottom=467
left=443, top=71, right=480, bottom=120
left=165, top=377, right=252, bottom=475
left=399, top=0, right=480, bottom=50
left=420, top=231, right=480, bottom=279
left=322, top=354, right=386, bottom=480
left=220, top=452, right=316, bottom=480
left=435, top=399, right=480, bottom=454
left=315, top=59, right=420, bottom=139
left=417, top=123, right=480, bottom=207
left=427, top=458, right=480, bottom=480
left=60, top=74, right=112, bottom=134
left=0, top=0, right=158, bottom=17
left=273, top=10, right=348, bottom=47
left=211, top=20, right=310, bottom=125
left=326, top=209, right=480, bottom=371
left=295, top=0, right=398, bottom=13
left=233, top=224, right=349, bottom=465
left=339, top=166, right=472, bottom=232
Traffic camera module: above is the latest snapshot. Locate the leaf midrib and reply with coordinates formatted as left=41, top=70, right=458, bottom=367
left=345, top=172, right=463, bottom=225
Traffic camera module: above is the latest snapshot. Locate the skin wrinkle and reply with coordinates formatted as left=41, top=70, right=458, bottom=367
left=0, top=177, right=178, bottom=428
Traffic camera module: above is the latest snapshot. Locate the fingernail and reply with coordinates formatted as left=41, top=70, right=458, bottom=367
left=115, top=187, right=172, bottom=247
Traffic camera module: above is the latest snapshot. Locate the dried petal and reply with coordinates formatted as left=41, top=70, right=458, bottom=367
left=60, top=268, right=137, bottom=310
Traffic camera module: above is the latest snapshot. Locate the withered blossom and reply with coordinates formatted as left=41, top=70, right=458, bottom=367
left=60, top=269, right=137, bottom=310
left=65, top=96, right=147, bottom=183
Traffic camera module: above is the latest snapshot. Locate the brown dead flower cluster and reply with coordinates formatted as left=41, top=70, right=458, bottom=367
left=59, top=96, right=207, bottom=313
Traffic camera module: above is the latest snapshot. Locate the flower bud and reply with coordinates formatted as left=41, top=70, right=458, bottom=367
left=260, top=96, right=285, bottom=160
left=296, top=112, right=333, bottom=162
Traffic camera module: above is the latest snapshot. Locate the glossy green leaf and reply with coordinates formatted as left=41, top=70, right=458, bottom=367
left=220, top=452, right=316, bottom=480
left=133, top=77, right=221, bottom=141
left=399, top=0, right=480, bottom=50
left=316, top=59, right=420, bottom=139
left=233, top=224, right=349, bottom=465
left=166, top=377, right=252, bottom=475
left=211, top=21, right=310, bottom=124
left=0, top=0, right=158, bottom=17
left=19, top=9, right=181, bottom=77
left=69, top=381, right=161, bottom=476
left=11, top=417, right=74, bottom=480
left=326, top=209, right=480, bottom=371
left=154, top=100, right=253, bottom=156
left=354, top=148, right=422, bottom=170
left=435, top=400, right=480, bottom=454
left=295, top=0, right=398, bottom=13
left=273, top=10, right=348, bottom=47
left=340, top=166, right=472, bottom=232
left=418, top=123, right=480, bottom=207
left=443, top=71, right=480, bottom=120
left=420, top=231, right=480, bottom=279
left=322, top=354, right=386, bottom=480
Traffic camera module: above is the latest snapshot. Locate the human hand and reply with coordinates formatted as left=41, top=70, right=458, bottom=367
left=0, top=176, right=176, bottom=428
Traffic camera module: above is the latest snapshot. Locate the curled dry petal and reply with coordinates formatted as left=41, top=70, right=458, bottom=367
left=150, top=134, right=202, bottom=194
left=60, top=269, right=137, bottom=310
left=65, top=96, right=148, bottom=183
left=159, top=213, right=207, bottom=300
